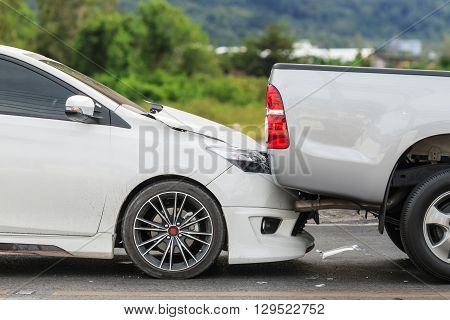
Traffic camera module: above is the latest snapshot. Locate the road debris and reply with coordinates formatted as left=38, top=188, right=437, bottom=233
left=326, top=277, right=334, bottom=281
left=321, top=244, right=365, bottom=259
left=315, top=284, right=326, bottom=288
left=256, top=281, right=267, bottom=285
left=15, top=290, right=35, bottom=295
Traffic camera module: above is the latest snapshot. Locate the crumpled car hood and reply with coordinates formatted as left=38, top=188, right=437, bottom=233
left=152, top=105, right=263, bottom=150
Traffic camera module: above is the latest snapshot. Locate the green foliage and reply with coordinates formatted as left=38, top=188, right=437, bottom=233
left=134, top=0, right=209, bottom=71
left=231, top=23, right=295, bottom=77
left=74, top=13, right=136, bottom=75
left=74, top=0, right=220, bottom=76
left=179, top=43, right=221, bottom=76
left=93, top=71, right=265, bottom=106
left=0, top=0, right=36, bottom=49
left=35, top=0, right=117, bottom=63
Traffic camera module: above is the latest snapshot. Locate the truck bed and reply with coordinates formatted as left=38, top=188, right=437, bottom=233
left=269, top=64, right=450, bottom=204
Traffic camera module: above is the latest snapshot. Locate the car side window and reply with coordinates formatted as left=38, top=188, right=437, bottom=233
left=0, top=59, right=75, bottom=121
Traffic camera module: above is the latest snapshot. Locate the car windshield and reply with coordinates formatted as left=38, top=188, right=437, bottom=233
left=41, top=60, right=147, bottom=114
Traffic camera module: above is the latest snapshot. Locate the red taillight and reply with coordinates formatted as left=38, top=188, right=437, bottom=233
left=265, top=84, right=289, bottom=149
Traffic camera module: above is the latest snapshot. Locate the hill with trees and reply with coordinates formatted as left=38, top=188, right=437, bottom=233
left=119, top=0, right=450, bottom=47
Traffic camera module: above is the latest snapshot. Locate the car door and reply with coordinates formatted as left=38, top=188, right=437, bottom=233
left=0, top=57, right=110, bottom=236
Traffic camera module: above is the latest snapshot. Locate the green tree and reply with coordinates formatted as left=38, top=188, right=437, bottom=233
left=0, top=0, right=36, bottom=49
left=233, top=23, right=295, bottom=77
left=75, top=0, right=220, bottom=77
left=35, top=0, right=117, bottom=64
left=134, top=0, right=209, bottom=71
left=74, top=13, right=136, bottom=75
left=179, top=43, right=221, bottom=76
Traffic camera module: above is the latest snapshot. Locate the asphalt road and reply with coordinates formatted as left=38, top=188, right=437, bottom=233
left=0, top=224, right=449, bottom=300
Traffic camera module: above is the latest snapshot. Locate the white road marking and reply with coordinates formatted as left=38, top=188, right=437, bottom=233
left=306, top=223, right=378, bottom=227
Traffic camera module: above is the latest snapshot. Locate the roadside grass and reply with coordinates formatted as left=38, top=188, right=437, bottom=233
left=164, top=98, right=265, bottom=140
left=140, top=98, right=265, bottom=141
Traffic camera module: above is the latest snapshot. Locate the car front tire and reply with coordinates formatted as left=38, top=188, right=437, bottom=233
left=122, top=179, right=226, bottom=279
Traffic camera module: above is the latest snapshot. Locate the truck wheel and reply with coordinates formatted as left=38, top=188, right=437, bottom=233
left=401, top=170, right=450, bottom=281
left=385, top=222, right=405, bottom=253
left=122, top=180, right=226, bottom=279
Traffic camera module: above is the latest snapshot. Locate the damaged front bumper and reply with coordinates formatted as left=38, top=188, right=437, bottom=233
left=223, top=207, right=315, bottom=264
left=207, top=163, right=314, bottom=264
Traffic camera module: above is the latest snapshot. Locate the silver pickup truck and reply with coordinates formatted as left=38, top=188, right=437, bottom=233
left=267, top=64, right=450, bottom=281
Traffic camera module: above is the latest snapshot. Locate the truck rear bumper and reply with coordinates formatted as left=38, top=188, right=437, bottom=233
left=223, top=207, right=315, bottom=264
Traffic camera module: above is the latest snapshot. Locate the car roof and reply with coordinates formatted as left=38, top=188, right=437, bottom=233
left=0, top=45, right=48, bottom=61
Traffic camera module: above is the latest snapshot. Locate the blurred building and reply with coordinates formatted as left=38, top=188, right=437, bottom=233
left=373, top=39, right=424, bottom=68
left=214, top=40, right=374, bottom=62
left=291, top=40, right=374, bottom=62
left=215, top=46, right=246, bottom=55
left=386, top=39, right=422, bottom=56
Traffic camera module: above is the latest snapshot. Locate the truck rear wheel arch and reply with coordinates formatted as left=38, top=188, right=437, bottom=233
left=381, top=134, right=450, bottom=232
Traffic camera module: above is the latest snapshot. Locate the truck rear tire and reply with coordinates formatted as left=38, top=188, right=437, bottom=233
left=401, top=170, right=450, bottom=281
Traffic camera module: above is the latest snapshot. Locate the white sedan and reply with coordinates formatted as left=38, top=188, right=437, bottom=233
left=0, top=46, right=314, bottom=278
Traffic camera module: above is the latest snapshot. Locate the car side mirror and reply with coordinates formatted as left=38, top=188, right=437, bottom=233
left=65, top=95, right=95, bottom=121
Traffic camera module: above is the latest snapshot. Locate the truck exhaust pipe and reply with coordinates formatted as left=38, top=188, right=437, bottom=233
left=295, top=199, right=380, bottom=212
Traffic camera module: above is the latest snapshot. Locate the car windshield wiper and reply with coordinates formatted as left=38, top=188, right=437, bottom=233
left=144, top=100, right=164, bottom=114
